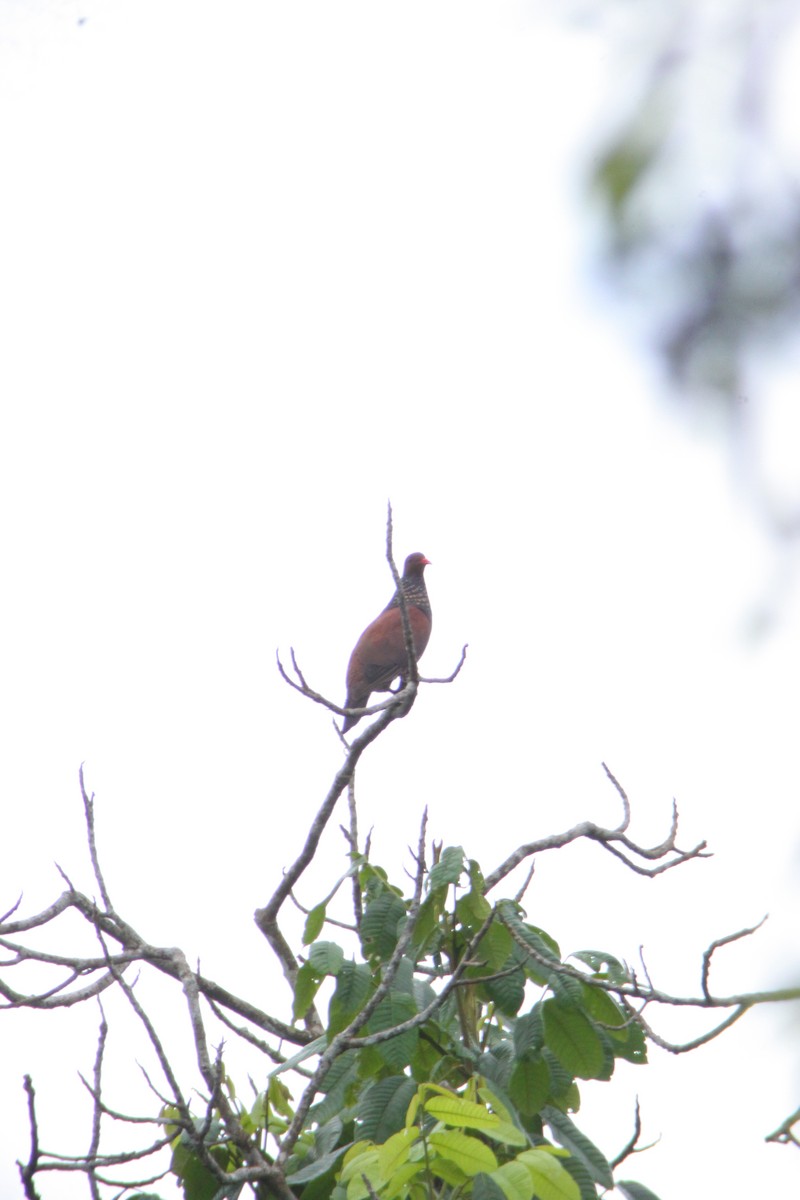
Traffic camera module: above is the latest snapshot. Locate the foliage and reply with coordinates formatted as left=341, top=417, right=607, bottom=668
left=163, top=843, right=654, bottom=1200
left=4, top=529, right=798, bottom=1198
left=584, top=0, right=800, bottom=423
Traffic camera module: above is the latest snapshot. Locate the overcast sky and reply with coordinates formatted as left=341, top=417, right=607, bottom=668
left=2, top=3, right=799, bottom=1198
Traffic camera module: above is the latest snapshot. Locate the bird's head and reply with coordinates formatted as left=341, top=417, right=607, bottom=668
left=403, top=552, right=431, bottom=577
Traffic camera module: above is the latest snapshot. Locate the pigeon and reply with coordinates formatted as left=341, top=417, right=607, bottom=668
left=342, top=552, right=432, bottom=733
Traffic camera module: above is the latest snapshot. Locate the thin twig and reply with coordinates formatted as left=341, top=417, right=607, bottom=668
left=86, top=1002, right=108, bottom=1200
left=80, top=764, right=112, bottom=911
left=610, top=1098, right=645, bottom=1168
left=18, top=1075, right=41, bottom=1200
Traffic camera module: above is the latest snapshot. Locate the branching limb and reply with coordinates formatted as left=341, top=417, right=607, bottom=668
left=500, top=908, right=800, bottom=1029
left=609, top=1098, right=654, bottom=1168
left=484, top=763, right=709, bottom=893
left=766, top=1105, right=800, bottom=1148
left=0, top=883, right=308, bottom=1044
left=419, top=645, right=469, bottom=685
left=701, top=916, right=768, bottom=999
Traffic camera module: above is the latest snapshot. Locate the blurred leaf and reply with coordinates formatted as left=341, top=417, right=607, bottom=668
left=309, top=941, right=345, bottom=977
left=357, top=1075, right=418, bottom=1142
left=361, top=893, right=407, bottom=961
left=615, top=1182, right=664, bottom=1200
left=543, top=1106, right=613, bottom=1187
left=429, top=846, right=466, bottom=890
left=329, top=963, right=372, bottom=1036
left=543, top=1000, right=605, bottom=1080
left=509, top=1056, right=550, bottom=1117
left=518, top=1148, right=581, bottom=1200
left=303, top=904, right=327, bottom=945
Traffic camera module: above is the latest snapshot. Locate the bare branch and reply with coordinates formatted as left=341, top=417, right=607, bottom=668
left=609, top=1098, right=652, bottom=1168
left=498, top=908, right=799, bottom=1017
left=419, top=643, right=469, bottom=684
left=276, top=646, right=415, bottom=724
left=79, top=764, right=112, bottom=912
left=18, top=1076, right=41, bottom=1200
left=86, top=1004, right=107, bottom=1200
left=766, top=1105, right=800, bottom=1148
left=484, top=765, right=709, bottom=894
left=635, top=1002, right=751, bottom=1054
left=701, top=916, right=768, bottom=999
left=208, top=999, right=314, bottom=1072
left=0, top=894, right=23, bottom=924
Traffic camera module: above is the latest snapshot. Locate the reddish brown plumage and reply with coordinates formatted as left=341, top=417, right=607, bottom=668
left=342, top=552, right=432, bottom=733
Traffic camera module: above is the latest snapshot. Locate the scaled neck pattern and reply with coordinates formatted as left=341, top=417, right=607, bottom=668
left=385, top=574, right=431, bottom=620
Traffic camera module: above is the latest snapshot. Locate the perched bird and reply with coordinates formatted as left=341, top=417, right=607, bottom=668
left=342, top=552, right=432, bottom=733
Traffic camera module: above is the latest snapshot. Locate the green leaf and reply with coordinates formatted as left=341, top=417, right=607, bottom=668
left=489, top=1161, right=535, bottom=1200
left=409, top=891, right=445, bottom=955
left=521, top=925, right=561, bottom=961
left=361, top=893, right=408, bottom=961
left=309, top=941, right=345, bottom=977
left=314, top=1115, right=346, bottom=1157
left=268, top=1076, right=294, bottom=1118
left=547, top=974, right=584, bottom=1007
left=578, top=985, right=630, bottom=1037
left=329, top=963, right=372, bottom=1036
left=384, top=1162, right=426, bottom=1200
left=509, top=1056, right=550, bottom=1117
left=615, top=1183, right=664, bottom=1200
left=303, top=904, right=327, bottom=945
left=542, top=1050, right=573, bottom=1099
left=467, top=859, right=487, bottom=893
left=518, top=1149, right=581, bottom=1200
left=542, top=1000, right=605, bottom=1080
left=367, top=993, right=419, bottom=1071
left=571, top=950, right=630, bottom=984
left=309, top=1051, right=359, bottom=1124
left=481, top=1120, right=528, bottom=1148
left=377, top=1125, right=417, bottom=1176
left=480, top=1043, right=516, bottom=1092
left=477, top=1084, right=515, bottom=1126
left=428, top=1156, right=469, bottom=1186
left=559, top=1154, right=600, bottom=1200
left=425, top=1095, right=501, bottom=1132
left=456, top=888, right=492, bottom=931
left=428, top=846, right=466, bottom=890
left=286, top=1145, right=350, bottom=1185
left=358, top=1076, right=418, bottom=1143
left=513, top=1011, right=544, bottom=1059
left=428, top=1130, right=498, bottom=1176
left=343, top=1150, right=381, bottom=1200
left=542, top=1106, right=613, bottom=1188
left=474, top=1171, right=514, bottom=1200
left=391, top=956, right=417, bottom=995
left=497, top=906, right=561, bottom=985
left=481, top=957, right=526, bottom=1016
left=293, top=961, right=321, bottom=1021
left=614, top=1019, right=648, bottom=1065
left=171, top=1142, right=236, bottom=1200
left=476, top=922, right=514, bottom=971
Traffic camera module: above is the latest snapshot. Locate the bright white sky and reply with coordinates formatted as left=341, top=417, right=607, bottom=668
left=2, top=2, right=799, bottom=1198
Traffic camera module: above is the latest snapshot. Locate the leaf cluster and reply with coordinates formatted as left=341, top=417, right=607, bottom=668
left=171, top=846, right=657, bottom=1200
